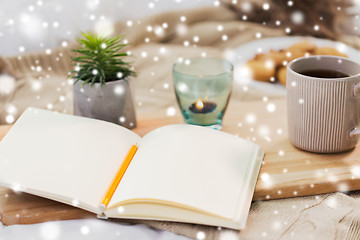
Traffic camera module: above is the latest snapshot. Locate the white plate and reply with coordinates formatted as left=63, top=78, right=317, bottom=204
left=227, top=36, right=360, bottom=97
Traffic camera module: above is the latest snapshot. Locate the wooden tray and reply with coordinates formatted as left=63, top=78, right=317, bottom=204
left=1, top=99, right=360, bottom=225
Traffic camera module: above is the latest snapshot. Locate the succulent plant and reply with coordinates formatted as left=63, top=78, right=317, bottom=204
left=71, top=32, right=135, bottom=86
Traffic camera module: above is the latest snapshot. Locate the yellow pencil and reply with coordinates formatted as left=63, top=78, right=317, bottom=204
left=99, top=144, right=138, bottom=211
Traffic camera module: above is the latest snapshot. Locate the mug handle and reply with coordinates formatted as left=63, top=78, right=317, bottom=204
left=350, top=82, right=360, bottom=138
left=350, top=128, right=360, bottom=138
left=354, top=82, right=360, bottom=96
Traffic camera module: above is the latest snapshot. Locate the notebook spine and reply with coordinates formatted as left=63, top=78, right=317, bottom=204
left=97, top=213, right=108, bottom=219
left=97, top=203, right=108, bottom=219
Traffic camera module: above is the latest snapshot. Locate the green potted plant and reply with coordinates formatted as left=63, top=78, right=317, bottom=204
left=71, top=32, right=137, bottom=129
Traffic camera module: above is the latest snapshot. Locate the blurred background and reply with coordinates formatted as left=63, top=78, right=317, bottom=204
left=0, top=0, right=215, bottom=56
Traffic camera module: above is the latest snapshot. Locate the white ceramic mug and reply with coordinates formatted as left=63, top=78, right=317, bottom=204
left=287, top=55, right=360, bottom=153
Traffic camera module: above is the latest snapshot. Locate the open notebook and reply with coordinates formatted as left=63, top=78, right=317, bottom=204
left=0, top=108, right=264, bottom=230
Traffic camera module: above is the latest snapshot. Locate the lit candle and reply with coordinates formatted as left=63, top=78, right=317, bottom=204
left=189, top=99, right=217, bottom=114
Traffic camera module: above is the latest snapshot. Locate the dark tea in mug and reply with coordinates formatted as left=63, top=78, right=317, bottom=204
left=299, top=69, right=350, bottom=78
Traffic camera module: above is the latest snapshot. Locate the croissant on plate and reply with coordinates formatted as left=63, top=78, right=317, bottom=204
left=245, top=41, right=348, bottom=85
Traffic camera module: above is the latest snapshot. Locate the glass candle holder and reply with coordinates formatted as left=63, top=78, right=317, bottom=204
left=173, top=58, right=233, bottom=130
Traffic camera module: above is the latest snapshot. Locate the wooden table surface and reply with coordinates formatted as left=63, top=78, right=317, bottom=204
left=1, top=98, right=360, bottom=225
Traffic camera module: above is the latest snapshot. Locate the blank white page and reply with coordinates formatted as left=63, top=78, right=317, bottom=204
left=0, top=108, right=141, bottom=213
left=110, top=124, right=262, bottom=219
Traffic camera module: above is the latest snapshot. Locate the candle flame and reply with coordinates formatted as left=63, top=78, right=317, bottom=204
left=196, top=99, right=204, bottom=110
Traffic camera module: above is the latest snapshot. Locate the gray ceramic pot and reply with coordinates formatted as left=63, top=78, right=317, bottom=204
left=73, top=79, right=137, bottom=129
